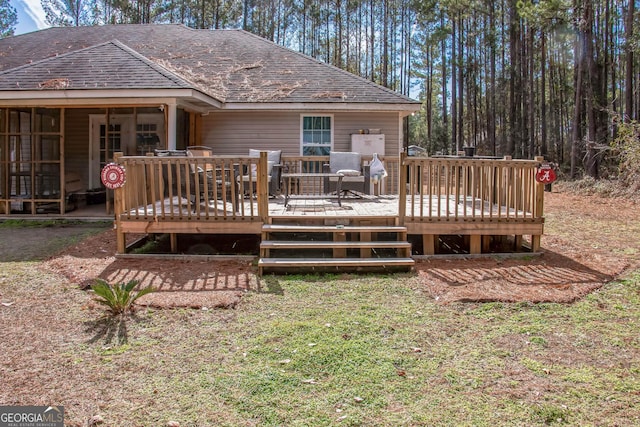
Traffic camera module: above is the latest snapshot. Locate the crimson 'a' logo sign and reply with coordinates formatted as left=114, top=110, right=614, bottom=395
left=536, top=165, right=557, bottom=184
left=101, top=163, right=126, bottom=189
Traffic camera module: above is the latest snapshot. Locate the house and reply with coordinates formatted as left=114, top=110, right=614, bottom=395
left=0, top=24, right=420, bottom=215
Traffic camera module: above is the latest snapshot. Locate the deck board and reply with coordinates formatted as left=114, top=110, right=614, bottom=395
left=266, top=194, right=532, bottom=219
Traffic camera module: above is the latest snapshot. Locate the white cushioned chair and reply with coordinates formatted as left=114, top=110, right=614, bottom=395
left=323, top=151, right=371, bottom=196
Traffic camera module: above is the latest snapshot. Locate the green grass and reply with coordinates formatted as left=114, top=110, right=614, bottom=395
left=2, top=266, right=639, bottom=426
left=0, top=218, right=111, bottom=228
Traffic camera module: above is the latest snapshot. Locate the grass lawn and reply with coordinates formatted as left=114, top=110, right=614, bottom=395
left=1, top=263, right=639, bottom=426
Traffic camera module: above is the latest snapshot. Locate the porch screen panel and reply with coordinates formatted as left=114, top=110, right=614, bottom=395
left=4, top=108, right=62, bottom=208
left=35, top=135, right=61, bottom=197
left=9, top=135, right=30, bottom=197
left=35, top=109, right=61, bottom=198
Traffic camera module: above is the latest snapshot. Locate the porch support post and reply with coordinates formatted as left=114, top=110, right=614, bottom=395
left=114, top=153, right=125, bottom=254
left=166, top=102, right=177, bottom=150
left=398, top=152, right=407, bottom=225
left=532, top=155, right=545, bottom=252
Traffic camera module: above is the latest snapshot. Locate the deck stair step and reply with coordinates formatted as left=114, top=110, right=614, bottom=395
left=262, top=224, right=408, bottom=233
left=259, top=223, right=414, bottom=275
left=261, top=240, right=412, bottom=250
left=258, top=257, right=415, bottom=272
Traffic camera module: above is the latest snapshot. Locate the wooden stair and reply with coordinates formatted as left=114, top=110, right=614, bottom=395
left=258, top=224, right=415, bottom=275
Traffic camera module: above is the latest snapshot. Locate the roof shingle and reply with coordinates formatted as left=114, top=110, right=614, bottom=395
left=0, top=40, right=194, bottom=91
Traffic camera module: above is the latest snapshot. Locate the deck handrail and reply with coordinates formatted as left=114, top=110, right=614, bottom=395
left=113, top=152, right=270, bottom=223
left=401, top=153, right=544, bottom=223
left=113, top=152, right=542, bottom=224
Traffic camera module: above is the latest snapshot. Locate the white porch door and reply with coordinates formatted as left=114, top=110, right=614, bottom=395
left=89, top=114, right=164, bottom=189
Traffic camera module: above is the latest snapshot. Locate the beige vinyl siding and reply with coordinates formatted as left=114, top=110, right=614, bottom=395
left=201, top=110, right=401, bottom=155
left=202, top=111, right=301, bottom=155
left=333, top=112, right=400, bottom=155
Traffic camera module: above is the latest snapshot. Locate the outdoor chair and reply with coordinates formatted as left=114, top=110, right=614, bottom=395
left=238, top=149, right=283, bottom=196
left=187, top=146, right=215, bottom=203
left=154, top=149, right=188, bottom=198
left=323, top=151, right=371, bottom=197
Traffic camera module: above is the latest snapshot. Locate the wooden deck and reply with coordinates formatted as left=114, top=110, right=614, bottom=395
left=110, top=152, right=545, bottom=270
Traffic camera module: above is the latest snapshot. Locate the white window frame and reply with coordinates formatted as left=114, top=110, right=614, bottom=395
left=299, top=114, right=334, bottom=156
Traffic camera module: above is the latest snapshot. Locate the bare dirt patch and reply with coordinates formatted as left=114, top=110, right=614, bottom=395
left=32, top=185, right=640, bottom=306
left=416, top=187, right=639, bottom=303
left=41, top=231, right=256, bottom=309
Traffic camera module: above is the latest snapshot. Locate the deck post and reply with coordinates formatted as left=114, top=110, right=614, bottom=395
left=398, top=152, right=407, bottom=226
left=114, top=152, right=125, bottom=254
left=532, top=156, right=545, bottom=252
left=470, top=235, right=482, bottom=254
left=423, top=234, right=436, bottom=255
left=166, top=102, right=177, bottom=150
left=360, top=231, right=372, bottom=257
left=170, top=234, right=178, bottom=253
left=333, top=231, right=347, bottom=257
left=258, top=152, right=270, bottom=222
left=482, top=235, right=491, bottom=252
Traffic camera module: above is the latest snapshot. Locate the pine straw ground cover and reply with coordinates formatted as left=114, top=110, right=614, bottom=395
left=0, top=184, right=639, bottom=426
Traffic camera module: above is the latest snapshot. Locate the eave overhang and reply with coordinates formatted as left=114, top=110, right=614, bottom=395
left=220, top=101, right=421, bottom=115
left=0, top=88, right=223, bottom=112
left=0, top=89, right=421, bottom=117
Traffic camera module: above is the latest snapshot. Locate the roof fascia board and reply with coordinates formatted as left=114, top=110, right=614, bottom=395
left=0, top=89, right=222, bottom=108
left=220, top=102, right=421, bottom=113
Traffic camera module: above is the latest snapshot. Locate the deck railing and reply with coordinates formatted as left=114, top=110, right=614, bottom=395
left=112, top=152, right=544, bottom=254
left=114, top=153, right=541, bottom=224
left=400, top=154, right=544, bottom=222
left=114, top=153, right=269, bottom=222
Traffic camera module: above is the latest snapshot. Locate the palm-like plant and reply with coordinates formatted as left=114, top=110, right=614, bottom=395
left=91, top=279, right=154, bottom=315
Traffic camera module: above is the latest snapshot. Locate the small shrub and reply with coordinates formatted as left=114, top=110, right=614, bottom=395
left=91, top=279, right=154, bottom=315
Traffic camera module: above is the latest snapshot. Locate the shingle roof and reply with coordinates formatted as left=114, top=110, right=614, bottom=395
left=0, top=40, right=194, bottom=91
left=0, top=24, right=418, bottom=106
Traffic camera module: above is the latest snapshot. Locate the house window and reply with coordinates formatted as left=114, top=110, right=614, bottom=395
left=301, top=116, right=332, bottom=156
left=136, top=123, right=161, bottom=154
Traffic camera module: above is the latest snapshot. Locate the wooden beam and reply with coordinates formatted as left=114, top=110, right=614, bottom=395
left=406, top=221, right=544, bottom=236
left=119, top=220, right=263, bottom=234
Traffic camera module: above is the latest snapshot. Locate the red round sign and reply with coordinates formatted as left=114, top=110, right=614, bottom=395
left=101, top=163, right=126, bottom=189
left=536, top=165, right=557, bottom=184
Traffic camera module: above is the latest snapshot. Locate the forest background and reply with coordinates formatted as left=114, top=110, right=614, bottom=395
left=1, top=0, right=639, bottom=185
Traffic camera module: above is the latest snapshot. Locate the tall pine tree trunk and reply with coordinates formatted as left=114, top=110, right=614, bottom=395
left=625, top=0, right=635, bottom=121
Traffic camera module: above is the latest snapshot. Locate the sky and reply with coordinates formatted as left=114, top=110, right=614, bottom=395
left=12, top=0, right=49, bottom=35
